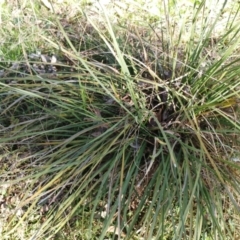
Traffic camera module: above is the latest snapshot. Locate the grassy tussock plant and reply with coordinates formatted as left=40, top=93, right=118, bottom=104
left=0, top=0, right=240, bottom=239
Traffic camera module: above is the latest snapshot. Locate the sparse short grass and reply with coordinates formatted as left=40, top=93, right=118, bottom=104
left=1, top=0, right=240, bottom=239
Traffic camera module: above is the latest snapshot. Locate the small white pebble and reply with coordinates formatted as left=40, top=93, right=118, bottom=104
left=16, top=208, right=24, bottom=218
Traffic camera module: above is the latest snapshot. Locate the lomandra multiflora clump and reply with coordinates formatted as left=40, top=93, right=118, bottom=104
left=0, top=0, right=240, bottom=239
